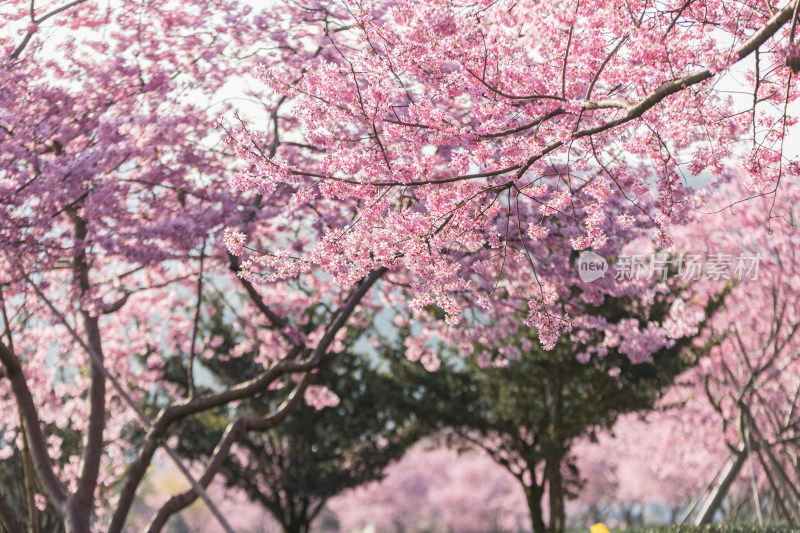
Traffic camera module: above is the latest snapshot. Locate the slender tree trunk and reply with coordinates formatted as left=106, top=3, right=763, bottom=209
left=20, top=413, right=41, bottom=533
left=622, top=506, right=634, bottom=527
left=695, top=446, right=747, bottom=525
left=547, top=368, right=566, bottom=533
left=546, top=460, right=566, bottom=533
left=525, top=484, right=547, bottom=533
left=65, top=213, right=106, bottom=533
left=284, top=515, right=311, bottom=533
left=590, top=504, right=602, bottom=525
left=669, top=505, right=682, bottom=524
left=64, top=510, right=91, bottom=533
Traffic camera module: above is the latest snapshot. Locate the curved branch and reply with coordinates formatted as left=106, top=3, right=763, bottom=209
left=112, top=268, right=385, bottom=530
left=7, top=0, right=88, bottom=60
left=0, top=341, right=67, bottom=512
left=107, top=416, right=171, bottom=533
left=165, top=266, right=386, bottom=418
left=143, top=267, right=385, bottom=531
left=144, top=418, right=243, bottom=533
left=145, top=373, right=313, bottom=533
left=309, top=2, right=796, bottom=189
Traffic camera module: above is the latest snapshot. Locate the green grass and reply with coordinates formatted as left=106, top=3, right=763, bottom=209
left=618, top=525, right=797, bottom=533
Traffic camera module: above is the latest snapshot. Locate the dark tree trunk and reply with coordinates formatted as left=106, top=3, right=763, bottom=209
left=695, top=447, right=747, bottom=525
left=546, top=460, right=566, bottom=533
left=284, top=502, right=312, bottom=533
left=284, top=517, right=310, bottom=533
left=525, top=484, right=547, bottom=533
left=622, top=506, right=634, bottom=527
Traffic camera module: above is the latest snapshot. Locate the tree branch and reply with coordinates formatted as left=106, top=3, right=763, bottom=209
left=229, top=253, right=303, bottom=347
left=324, top=2, right=797, bottom=188
left=0, top=340, right=67, bottom=513
left=7, top=0, right=88, bottom=60
left=145, top=374, right=311, bottom=533
left=70, top=215, right=106, bottom=529
left=144, top=267, right=386, bottom=531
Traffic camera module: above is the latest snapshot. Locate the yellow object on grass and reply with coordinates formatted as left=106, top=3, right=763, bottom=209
left=590, top=523, right=610, bottom=533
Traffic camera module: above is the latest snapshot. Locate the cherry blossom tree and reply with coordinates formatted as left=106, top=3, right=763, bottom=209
left=3, top=0, right=800, bottom=531
left=662, top=179, right=800, bottom=527
left=385, top=270, right=724, bottom=533
left=0, top=1, right=384, bottom=531
left=227, top=0, right=800, bottom=349
left=570, top=411, right=729, bottom=528
left=0, top=0, right=253, bottom=529
left=327, top=441, right=531, bottom=533
left=572, top=176, right=800, bottom=528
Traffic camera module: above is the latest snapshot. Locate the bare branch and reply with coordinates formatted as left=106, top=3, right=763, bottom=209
left=145, top=374, right=312, bottom=533
left=7, top=0, right=89, bottom=60
left=229, top=253, right=302, bottom=347
left=584, top=36, right=629, bottom=101
left=0, top=340, right=67, bottom=512
left=143, top=267, right=385, bottom=530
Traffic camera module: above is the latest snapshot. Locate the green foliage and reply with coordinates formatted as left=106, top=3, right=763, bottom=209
left=392, top=291, right=698, bottom=456
left=223, top=353, right=423, bottom=520
left=162, top=295, right=427, bottom=533
left=0, top=413, right=90, bottom=532
left=386, top=286, right=727, bottom=533
left=0, top=450, right=64, bottom=533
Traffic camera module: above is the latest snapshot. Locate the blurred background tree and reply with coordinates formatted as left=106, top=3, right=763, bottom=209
left=386, top=286, right=726, bottom=533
